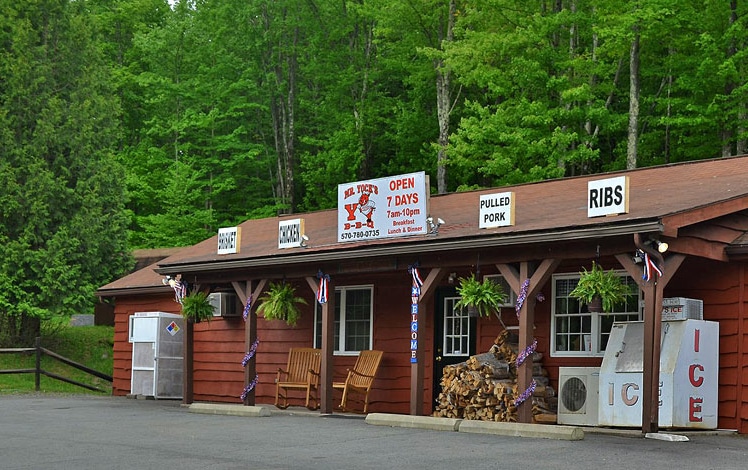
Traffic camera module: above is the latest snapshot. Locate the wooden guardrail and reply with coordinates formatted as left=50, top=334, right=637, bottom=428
left=0, top=337, right=113, bottom=393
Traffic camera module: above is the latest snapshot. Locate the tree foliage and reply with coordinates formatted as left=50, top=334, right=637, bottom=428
left=0, top=0, right=132, bottom=344
left=106, top=0, right=748, bottom=245
left=2, top=0, right=748, bottom=342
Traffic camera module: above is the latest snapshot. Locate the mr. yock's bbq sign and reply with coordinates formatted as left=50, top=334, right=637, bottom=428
left=337, top=171, right=428, bottom=242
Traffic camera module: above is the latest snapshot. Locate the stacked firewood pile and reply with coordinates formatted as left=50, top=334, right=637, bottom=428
left=433, top=331, right=557, bottom=423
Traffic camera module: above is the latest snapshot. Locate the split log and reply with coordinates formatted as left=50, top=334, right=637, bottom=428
left=434, top=329, right=558, bottom=423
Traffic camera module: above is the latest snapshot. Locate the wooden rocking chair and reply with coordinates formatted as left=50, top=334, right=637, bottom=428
left=333, top=350, right=383, bottom=413
left=275, top=348, right=322, bottom=410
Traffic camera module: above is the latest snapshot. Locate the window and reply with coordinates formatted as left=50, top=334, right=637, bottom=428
left=314, top=286, right=373, bottom=354
left=551, top=272, right=640, bottom=357
left=443, top=297, right=471, bottom=356
left=483, top=274, right=517, bottom=307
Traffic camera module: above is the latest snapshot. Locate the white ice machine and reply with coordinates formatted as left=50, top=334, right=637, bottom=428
left=598, top=319, right=718, bottom=429
left=128, top=312, right=184, bottom=399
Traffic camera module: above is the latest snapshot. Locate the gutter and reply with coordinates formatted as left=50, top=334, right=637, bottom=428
left=726, top=245, right=748, bottom=261
left=156, top=220, right=663, bottom=275
left=97, top=285, right=172, bottom=298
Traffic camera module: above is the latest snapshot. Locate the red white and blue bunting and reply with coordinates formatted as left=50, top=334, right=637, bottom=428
left=642, top=251, right=663, bottom=282
left=163, top=275, right=188, bottom=304
left=316, top=270, right=330, bottom=304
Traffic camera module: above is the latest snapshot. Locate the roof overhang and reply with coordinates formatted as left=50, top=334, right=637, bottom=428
left=97, top=285, right=172, bottom=298
left=156, top=219, right=664, bottom=275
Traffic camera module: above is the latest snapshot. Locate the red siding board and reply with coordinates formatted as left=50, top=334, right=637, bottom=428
left=107, top=244, right=748, bottom=430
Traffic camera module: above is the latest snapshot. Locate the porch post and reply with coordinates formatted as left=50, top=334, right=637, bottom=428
left=183, top=320, right=194, bottom=405
left=617, top=246, right=685, bottom=434
left=497, top=259, right=560, bottom=423
left=233, top=279, right=266, bottom=406
left=307, top=275, right=334, bottom=414
left=410, top=267, right=445, bottom=416
left=182, top=282, right=201, bottom=406
left=516, top=263, right=534, bottom=423
left=321, top=277, right=335, bottom=413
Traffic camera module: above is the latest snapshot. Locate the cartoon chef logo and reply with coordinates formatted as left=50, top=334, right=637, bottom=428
left=357, top=192, right=375, bottom=226
left=342, top=183, right=379, bottom=229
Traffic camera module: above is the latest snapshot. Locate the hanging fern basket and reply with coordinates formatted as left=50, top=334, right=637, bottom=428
left=256, top=282, right=307, bottom=326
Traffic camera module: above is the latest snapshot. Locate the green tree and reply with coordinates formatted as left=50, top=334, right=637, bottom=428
left=0, top=0, right=132, bottom=345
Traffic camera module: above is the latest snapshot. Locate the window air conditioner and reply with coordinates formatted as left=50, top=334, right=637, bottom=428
left=208, top=292, right=240, bottom=317
left=557, top=367, right=600, bottom=426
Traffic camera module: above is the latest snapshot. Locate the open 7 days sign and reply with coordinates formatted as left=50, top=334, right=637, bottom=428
left=337, top=172, right=428, bottom=242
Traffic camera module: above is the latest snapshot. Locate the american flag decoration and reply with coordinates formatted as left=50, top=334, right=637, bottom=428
left=643, top=252, right=663, bottom=282
left=316, top=270, right=330, bottom=304
left=408, top=263, right=423, bottom=300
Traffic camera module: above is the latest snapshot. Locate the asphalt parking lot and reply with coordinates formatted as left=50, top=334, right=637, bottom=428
left=1, top=395, right=747, bottom=470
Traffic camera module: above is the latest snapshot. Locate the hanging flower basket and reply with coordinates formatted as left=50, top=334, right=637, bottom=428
left=181, top=291, right=214, bottom=323
left=586, top=296, right=603, bottom=313
left=453, top=274, right=506, bottom=318
left=256, top=282, right=307, bottom=326
left=569, top=261, right=631, bottom=313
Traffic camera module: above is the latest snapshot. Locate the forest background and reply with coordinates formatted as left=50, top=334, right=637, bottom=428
left=1, top=0, right=747, bottom=344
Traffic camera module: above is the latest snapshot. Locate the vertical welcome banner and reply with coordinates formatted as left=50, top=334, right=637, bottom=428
left=337, top=172, right=428, bottom=242
left=409, top=265, right=423, bottom=364
left=411, top=287, right=419, bottom=363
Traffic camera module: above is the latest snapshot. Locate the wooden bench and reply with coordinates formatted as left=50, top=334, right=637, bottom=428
left=333, top=350, right=383, bottom=413
left=275, top=347, right=322, bottom=410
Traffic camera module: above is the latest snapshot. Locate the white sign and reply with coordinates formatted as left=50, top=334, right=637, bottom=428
left=337, top=172, right=428, bottom=242
left=278, top=218, right=304, bottom=249
left=587, top=175, right=629, bottom=218
left=479, top=192, right=515, bottom=228
left=217, top=226, right=241, bottom=254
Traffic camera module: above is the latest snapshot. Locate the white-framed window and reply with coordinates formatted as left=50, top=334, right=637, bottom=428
left=314, top=285, right=373, bottom=355
left=443, top=297, right=471, bottom=356
left=483, top=274, right=518, bottom=307
left=551, top=272, right=641, bottom=357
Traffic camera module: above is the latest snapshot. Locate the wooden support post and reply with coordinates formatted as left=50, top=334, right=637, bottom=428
left=320, top=278, right=335, bottom=414
left=516, top=263, right=534, bottom=424
left=618, top=243, right=685, bottom=434
left=410, top=267, right=444, bottom=416
left=233, top=280, right=266, bottom=406
left=182, top=320, right=194, bottom=405
left=497, top=259, right=560, bottom=423
left=305, top=275, right=335, bottom=414
left=35, top=337, right=41, bottom=392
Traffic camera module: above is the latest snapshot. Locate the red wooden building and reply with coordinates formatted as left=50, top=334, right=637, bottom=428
left=98, top=156, right=748, bottom=433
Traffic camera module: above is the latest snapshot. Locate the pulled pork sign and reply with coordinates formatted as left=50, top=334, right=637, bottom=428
left=337, top=171, right=428, bottom=242
left=479, top=191, right=515, bottom=229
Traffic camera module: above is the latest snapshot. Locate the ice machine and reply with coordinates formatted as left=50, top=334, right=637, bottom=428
left=128, top=312, right=184, bottom=399
left=598, top=319, right=718, bottom=428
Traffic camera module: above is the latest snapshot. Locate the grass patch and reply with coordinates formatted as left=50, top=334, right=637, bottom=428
left=0, top=325, right=113, bottom=395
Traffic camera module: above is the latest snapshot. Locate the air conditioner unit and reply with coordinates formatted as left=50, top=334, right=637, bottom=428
left=208, top=292, right=240, bottom=317
left=557, top=367, right=600, bottom=426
